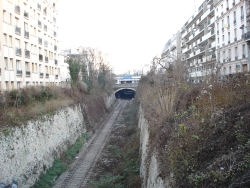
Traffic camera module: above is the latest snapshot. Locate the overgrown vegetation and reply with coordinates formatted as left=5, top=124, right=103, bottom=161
left=32, top=133, right=89, bottom=188
left=89, top=101, right=141, bottom=188
left=137, top=59, right=250, bottom=187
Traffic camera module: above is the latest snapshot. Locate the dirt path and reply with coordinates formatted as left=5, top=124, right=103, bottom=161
left=53, top=100, right=128, bottom=188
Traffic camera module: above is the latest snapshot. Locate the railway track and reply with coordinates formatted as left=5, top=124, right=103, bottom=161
left=54, top=100, right=128, bottom=188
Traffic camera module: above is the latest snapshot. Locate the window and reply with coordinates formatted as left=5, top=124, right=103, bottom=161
left=234, top=11, right=236, bottom=24
left=223, top=35, right=225, bottom=42
left=16, top=60, right=21, bottom=71
left=3, top=34, right=8, bottom=45
left=241, top=6, right=244, bottom=20
left=17, top=82, right=21, bottom=89
left=235, top=47, right=238, bottom=59
left=25, top=62, right=30, bottom=71
left=9, top=36, right=13, bottom=47
left=3, top=10, right=11, bottom=24
left=242, top=44, right=246, bottom=58
left=228, top=32, right=230, bottom=43
left=9, top=58, right=14, bottom=70
left=4, top=57, right=8, bottom=70
left=227, top=16, right=230, bottom=28
left=234, top=28, right=237, bottom=41
left=229, top=49, right=231, bottom=61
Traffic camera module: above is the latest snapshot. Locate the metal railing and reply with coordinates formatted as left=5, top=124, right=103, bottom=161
left=25, top=50, right=30, bottom=58
left=24, top=31, right=29, bottom=39
left=16, top=48, right=22, bottom=56
left=16, top=70, right=22, bottom=75
left=26, top=71, right=31, bottom=77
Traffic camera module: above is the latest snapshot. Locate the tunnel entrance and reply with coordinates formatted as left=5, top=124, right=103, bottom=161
left=115, top=89, right=136, bottom=100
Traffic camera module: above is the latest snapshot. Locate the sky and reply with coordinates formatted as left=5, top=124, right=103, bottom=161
left=58, top=0, right=204, bottom=74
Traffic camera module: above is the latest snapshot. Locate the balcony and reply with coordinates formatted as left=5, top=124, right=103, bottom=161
left=55, top=60, right=58, bottom=65
left=39, top=54, right=43, bottom=61
left=25, top=50, right=30, bottom=58
left=26, top=71, right=31, bottom=77
left=16, top=70, right=22, bottom=76
left=242, top=32, right=250, bottom=42
left=24, top=11, right=29, bottom=18
left=24, top=31, right=29, bottom=39
left=15, top=5, right=20, bottom=14
left=46, top=73, right=49, bottom=78
left=15, top=26, right=21, bottom=35
left=40, top=73, right=44, bottom=78
left=16, top=48, right=22, bottom=56
left=45, top=56, right=49, bottom=63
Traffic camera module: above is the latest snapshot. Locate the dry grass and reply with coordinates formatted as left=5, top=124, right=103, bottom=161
left=137, top=71, right=250, bottom=188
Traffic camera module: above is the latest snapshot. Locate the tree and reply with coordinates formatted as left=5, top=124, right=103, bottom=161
left=68, top=58, right=80, bottom=85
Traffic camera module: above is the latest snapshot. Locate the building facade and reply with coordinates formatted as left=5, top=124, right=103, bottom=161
left=0, top=0, right=63, bottom=91
left=161, top=0, right=250, bottom=82
left=161, top=32, right=182, bottom=68
left=181, top=0, right=216, bottom=83
left=215, top=0, right=249, bottom=75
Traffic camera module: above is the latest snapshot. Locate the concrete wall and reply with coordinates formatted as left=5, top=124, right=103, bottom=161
left=138, top=106, right=173, bottom=188
left=0, top=95, right=115, bottom=187
left=0, top=104, right=86, bottom=187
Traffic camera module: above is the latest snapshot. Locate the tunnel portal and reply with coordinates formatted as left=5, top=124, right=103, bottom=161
left=115, top=88, right=136, bottom=100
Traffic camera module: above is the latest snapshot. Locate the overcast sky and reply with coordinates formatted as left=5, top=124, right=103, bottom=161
left=58, top=0, right=204, bottom=74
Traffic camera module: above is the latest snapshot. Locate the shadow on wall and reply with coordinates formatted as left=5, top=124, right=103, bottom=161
left=115, top=89, right=136, bottom=100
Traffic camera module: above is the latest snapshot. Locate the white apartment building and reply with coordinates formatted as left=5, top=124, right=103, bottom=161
left=0, top=0, right=63, bottom=91
left=215, top=0, right=249, bottom=75
left=161, top=32, right=182, bottom=68
left=181, top=0, right=216, bottom=83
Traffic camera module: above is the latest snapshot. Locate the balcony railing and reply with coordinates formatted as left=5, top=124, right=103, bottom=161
left=16, top=48, right=22, bottom=56
left=46, top=73, right=49, bottom=78
left=15, top=5, right=20, bottom=14
left=16, top=70, right=22, bottom=75
left=40, top=73, right=44, bottom=78
left=24, top=31, right=29, bottom=39
left=45, top=56, right=49, bottom=63
left=39, top=54, right=43, bottom=61
left=242, top=32, right=250, bottom=41
left=15, top=26, right=21, bottom=35
left=25, top=50, right=30, bottom=58
left=26, top=71, right=31, bottom=77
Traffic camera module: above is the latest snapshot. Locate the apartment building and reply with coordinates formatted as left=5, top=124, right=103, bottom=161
left=215, top=0, right=249, bottom=75
left=0, top=0, right=62, bottom=91
left=245, top=0, right=250, bottom=63
left=161, top=32, right=182, bottom=68
left=181, top=0, right=216, bottom=83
